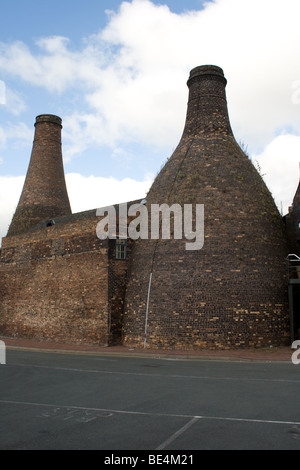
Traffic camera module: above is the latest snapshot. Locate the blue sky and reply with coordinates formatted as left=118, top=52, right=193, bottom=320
left=1, top=0, right=300, bottom=240
left=0, top=0, right=207, bottom=177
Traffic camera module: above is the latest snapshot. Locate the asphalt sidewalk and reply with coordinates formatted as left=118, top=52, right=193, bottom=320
left=0, top=335, right=294, bottom=362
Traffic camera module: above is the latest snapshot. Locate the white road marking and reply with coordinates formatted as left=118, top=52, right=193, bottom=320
left=9, top=362, right=300, bottom=384
left=156, top=417, right=198, bottom=450
left=1, top=399, right=300, bottom=427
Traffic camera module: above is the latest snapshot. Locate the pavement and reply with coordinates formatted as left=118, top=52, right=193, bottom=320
left=0, top=335, right=294, bottom=362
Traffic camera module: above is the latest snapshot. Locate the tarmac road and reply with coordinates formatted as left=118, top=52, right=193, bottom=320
left=0, top=348, right=300, bottom=451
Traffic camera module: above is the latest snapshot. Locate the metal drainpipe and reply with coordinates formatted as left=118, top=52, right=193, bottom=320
left=144, top=272, right=153, bottom=348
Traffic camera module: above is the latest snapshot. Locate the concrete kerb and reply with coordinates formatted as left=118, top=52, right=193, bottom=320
left=0, top=336, right=292, bottom=363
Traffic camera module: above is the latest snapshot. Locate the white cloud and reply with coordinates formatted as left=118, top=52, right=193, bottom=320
left=0, top=122, right=32, bottom=150
left=0, top=37, right=101, bottom=94
left=253, top=134, right=300, bottom=215
left=0, top=0, right=300, bottom=219
left=36, top=36, right=70, bottom=54
left=0, top=80, right=27, bottom=116
left=0, top=0, right=299, bottom=152
left=0, top=175, right=24, bottom=240
left=62, top=113, right=107, bottom=162
left=66, top=172, right=153, bottom=213
left=0, top=172, right=153, bottom=243
left=0, top=41, right=44, bottom=86
left=94, top=0, right=300, bottom=149
left=80, top=0, right=300, bottom=155
left=0, top=127, right=6, bottom=148
left=4, top=87, right=27, bottom=115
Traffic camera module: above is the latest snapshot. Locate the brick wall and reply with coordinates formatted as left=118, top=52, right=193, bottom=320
left=0, top=211, right=110, bottom=345
left=0, top=205, right=138, bottom=346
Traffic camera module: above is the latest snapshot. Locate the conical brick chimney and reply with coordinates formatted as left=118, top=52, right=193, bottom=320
left=123, top=65, right=289, bottom=350
left=7, top=114, right=71, bottom=236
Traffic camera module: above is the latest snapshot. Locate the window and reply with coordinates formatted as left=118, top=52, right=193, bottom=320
left=115, top=238, right=127, bottom=260
left=46, top=220, right=55, bottom=227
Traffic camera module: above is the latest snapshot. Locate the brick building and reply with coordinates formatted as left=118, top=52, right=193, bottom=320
left=0, top=65, right=294, bottom=349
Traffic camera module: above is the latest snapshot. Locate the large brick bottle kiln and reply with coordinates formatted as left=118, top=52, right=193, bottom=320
left=123, top=65, right=290, bottom=349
